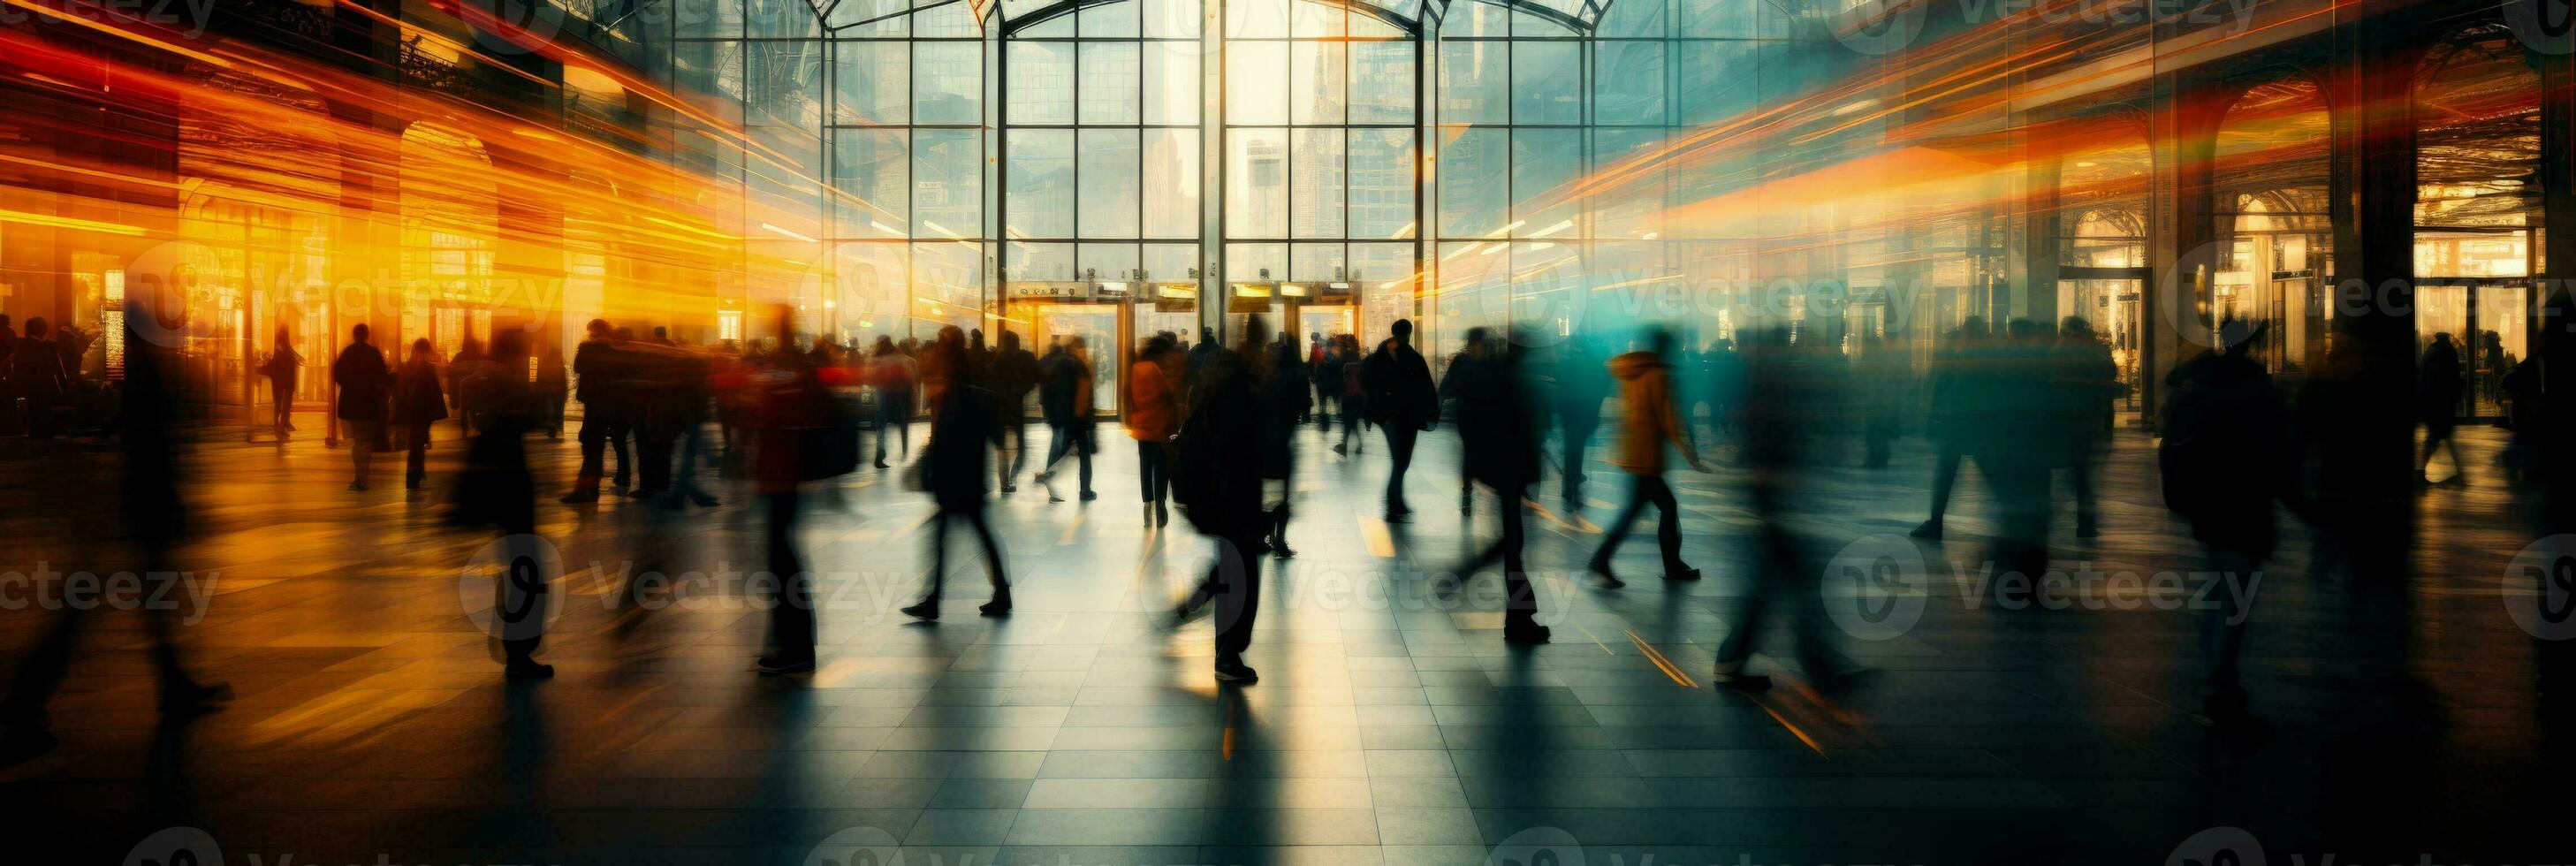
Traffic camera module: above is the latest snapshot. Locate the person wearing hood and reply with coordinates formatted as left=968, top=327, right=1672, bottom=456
left=1586, top=328, right=1706, bottom=587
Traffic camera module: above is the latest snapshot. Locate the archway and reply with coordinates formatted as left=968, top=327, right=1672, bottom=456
left=2214, top=75, right=2332, bottom=378
left=2413, top=24, right=2542, bottom=417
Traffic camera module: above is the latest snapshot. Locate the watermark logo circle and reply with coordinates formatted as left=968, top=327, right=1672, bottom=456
left=804, top=825, right=903, bottom=866
left=1830, top=0, right=1929, bottom=57
left=1485, top=825, right=1584, bottom=866
left=2505, top=0, right=2576, bottom=56
left=119, top=242, right=201, bottom=351
left=2504, top=534, right=2576, bottom=641
left=2165, top=825, right=2264, bottom=866
left=125, top=826, right=224, bottom=866
left=1821, top=532, right=1929, bottom=642
left=458, top=533, right=569, bottom=642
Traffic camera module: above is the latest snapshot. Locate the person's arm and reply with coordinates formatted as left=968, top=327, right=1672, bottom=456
left=1656, top=371, right=1702, bottom=468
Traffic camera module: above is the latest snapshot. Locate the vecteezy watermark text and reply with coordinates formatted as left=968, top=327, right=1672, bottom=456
left=1, top=563, right=217, bottom=625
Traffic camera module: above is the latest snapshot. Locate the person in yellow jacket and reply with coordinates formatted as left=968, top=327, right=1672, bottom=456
left=1587, top=328, right=1707, bottom=588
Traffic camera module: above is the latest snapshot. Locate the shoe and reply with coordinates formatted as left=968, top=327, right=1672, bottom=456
left=1271, top=539, right=1297, bottom=559
left=1048, top=492, right=1067, bottom=503
left=1156, top=504, right=1169, bottom=527
left=1909, top=519, right=1943, bottom=540
left=559, top=490, right=598, bottom=504
left=1214, top=658, right=1259, bottom=683
left=690, top=492, right=720, bottom=507
left=901, top=599, right=940, bottom=621
left=978, top=593, right=1013, bottom=616
left=407, top=478, right=423, bottom=490
left=875, top=459, right=891, bottom=469
left=756, top=656, right=816, bottom=675
left=1079, top=490, right=1098, bottom=502
left=1034, top=470, right=1053, bottom=484
left=1502, top=620, right=1552, bottom=644
left=159, top=680, right=234, bottom=715
left=1664, top=567, right=1702, bottom=581
left=1002, top=483, right=1017, bottom=494
left=505, top=661, right=557, bottom=680
left=1587, top=560, right=1624, bottom=589
left=347, top=481, right=367, bottom=492
left=1164, top=596, right=1211, bottom=630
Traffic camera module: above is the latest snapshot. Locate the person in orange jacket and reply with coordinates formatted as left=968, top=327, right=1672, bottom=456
left=1586, top=327, right=1707, bottom=588
left=1128, top=334, right=1180, bottom=527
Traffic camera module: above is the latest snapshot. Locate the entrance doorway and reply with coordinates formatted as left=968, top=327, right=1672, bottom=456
left=2057, top=275, right=2146, bottom=411
left=2415, top=281, right=2528, bottom=419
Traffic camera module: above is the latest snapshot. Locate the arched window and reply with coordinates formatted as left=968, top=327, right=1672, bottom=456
left=2213, top=76, right=2331, bottom=377
left=2413, top=25, right=2541, bottom=416
left=399, top=122, right=500, bottom=366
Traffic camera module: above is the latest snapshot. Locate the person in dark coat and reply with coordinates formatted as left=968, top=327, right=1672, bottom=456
left=1711, top=326, right=1845, bottom=689
left=1315, top=334, right=1345, bottom=434
left=1255, top=323, right=1311, bottom=558
left=394, top=338, right=449, bottom=490
left=453, top=330, right=554, bottom=679
left=1035, top=336, right=1098, bottom=501
left=1549, top=337, right=1609, bottom=505
left=1168, top=338, right=1267, bottom=683
left=989, top=330, right=1042, bottom=492
left=1451, top=327, right=1549, bottom=643
left=259, top=326, right=301, bottom=438
left=746, top=309, right=856, bottom=675
left=1, top=307, right=232, bottom=763
left=1912, top=317, right=1992, bottom=540
left=1440, top=329, right=1489, bottom=517
left=902, top=329, right=1013, bottom=621
left=2418, top=331, right=2466, bottom=485
left=2055, top=317, right=2122, bottom=536
left=2159, top=319, right=2285, bottom=729
left=331, top=323, right=391, bottom=491
left=536, top=342, right=569, bottom=439
left=1361, top=319, right=1439, bottom=520
left=562, top=319, right=630, bottom=503
left=1334, top=335, right=1367, bottom=454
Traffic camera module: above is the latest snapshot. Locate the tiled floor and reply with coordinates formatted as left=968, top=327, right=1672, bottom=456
left=1, top=414, right=2565, bottom=865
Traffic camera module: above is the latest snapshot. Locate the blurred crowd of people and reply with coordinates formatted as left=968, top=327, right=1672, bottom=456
left=19, top=292, right=2576, bottom=767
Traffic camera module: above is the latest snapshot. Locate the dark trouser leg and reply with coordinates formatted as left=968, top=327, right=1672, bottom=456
left=1075, top=424, right=1094, bottom=493
left=766, top=491, right=814, bottom=661
left=1498, top=494, right=1532, bottom=624
left=2203, top=545, right=2259, bottom=707
left=2, top=609, right=81, bottom=730
left=965, top=508, right=1008, bottom=590
left=2069, top=437, right=2099, bottom=532
left=1139, top=439, right=1165, bottom=504
left=1210, top=529, right=1263, bottom=660
left=1926, top=445, right=1961, bottom=521
left=1317, top=391, right=1334, bottom=431
left=1592, top=474, right=1653, bottom=565
left=640, top=433, right=675, bottom=492
left=348, top=419, right=378, bottom=483
left=1044, top=422, right=1072, bottom=472
left=1005, top=417, right=1029, bottom=482
left=1561, top=427, right=1590, bottom=500
left=1384, top=426, right=1417, bottom=510
left=575, top=410, right=607, bottom=491
left=496, top=531, right=548, bottom=666
left=1647, top=475, right=1687, bottom=573
left=926, top=511, right=952, bottom=602
left=876, top=403, right=898, bottom=461
left=607, top=416, right=632, bottom=487
left=406, top=422, right=430, bottom=484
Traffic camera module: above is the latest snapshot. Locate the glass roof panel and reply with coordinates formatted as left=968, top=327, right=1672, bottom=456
left=799, top=0, right=1615, bottom=38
